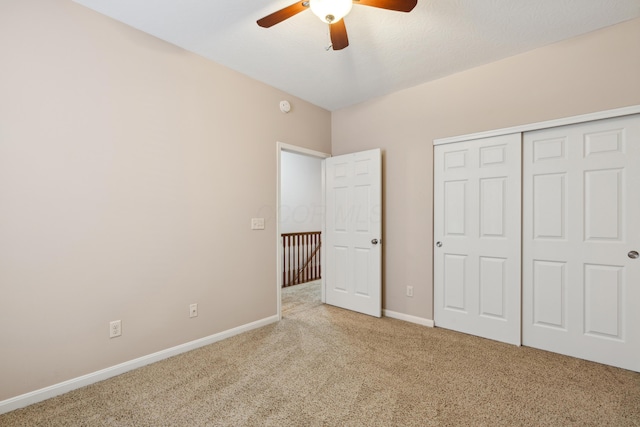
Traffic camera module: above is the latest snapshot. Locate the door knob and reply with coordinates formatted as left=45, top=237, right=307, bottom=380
left=371, top=239, right=379, bottom=245
left=629, top=250, right=639, bottom=259
left=436, top=241, right=442, bottom=247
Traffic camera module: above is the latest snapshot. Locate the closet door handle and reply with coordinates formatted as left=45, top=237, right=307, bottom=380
left=436, top=241, right=442, bottom=248
left=629, top=251, right=639, bottom=259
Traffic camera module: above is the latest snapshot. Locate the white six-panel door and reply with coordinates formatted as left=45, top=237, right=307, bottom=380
left=523, top=115, right=640, bottom=372
left=325, top=149, right=382, bottom=317
left=434, top=134, right=522, bottom=345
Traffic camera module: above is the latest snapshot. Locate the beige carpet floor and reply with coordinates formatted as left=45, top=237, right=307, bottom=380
left=2, top=281, right=639, bottom=426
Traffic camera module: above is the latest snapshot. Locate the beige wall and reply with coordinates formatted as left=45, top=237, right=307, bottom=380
left=0, top=0, right=331, bottom=400
left=331, top=18, right=640, bottom=320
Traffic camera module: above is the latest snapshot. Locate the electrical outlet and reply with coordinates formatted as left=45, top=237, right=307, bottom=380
left=109, top=320, right=122, bottom=338
left=406, top=286, right=414, bottom=297
left=189, top=303, right=198, bottom=318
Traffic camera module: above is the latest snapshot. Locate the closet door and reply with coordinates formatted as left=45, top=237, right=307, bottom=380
left=434, top=134, right=521, bottom=345
left=523, top=114, right=640, bottom=372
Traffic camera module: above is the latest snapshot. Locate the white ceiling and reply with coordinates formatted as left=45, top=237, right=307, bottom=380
left=73, top=0, right=640, bottom=111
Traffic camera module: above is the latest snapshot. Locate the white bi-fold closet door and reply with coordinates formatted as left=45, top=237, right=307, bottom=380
left=522, top=115, right=640, bottom=372
left=434, top=113, right=640, bottom=372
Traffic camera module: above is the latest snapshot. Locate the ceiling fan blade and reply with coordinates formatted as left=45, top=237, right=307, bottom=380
left=330, top=19, right=349, bottom=51
left=354, top=0, right=417, bottom=12
left=257, top=1, right=309, bottom=28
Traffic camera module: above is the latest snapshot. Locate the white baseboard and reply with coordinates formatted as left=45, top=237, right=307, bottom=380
left=0, top=314, right=279, bottom=415
left=383, top=309, right=435, bottom=327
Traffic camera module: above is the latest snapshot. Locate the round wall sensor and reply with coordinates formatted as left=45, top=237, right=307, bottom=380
left=279, top=100, right=291, bottom=113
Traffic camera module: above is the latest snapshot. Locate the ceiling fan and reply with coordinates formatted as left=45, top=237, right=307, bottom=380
left=257, top=0, right=418, bottom=50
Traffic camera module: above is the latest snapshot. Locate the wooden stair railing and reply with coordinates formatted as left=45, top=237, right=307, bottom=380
left=282, top=231, right=321, bottom=287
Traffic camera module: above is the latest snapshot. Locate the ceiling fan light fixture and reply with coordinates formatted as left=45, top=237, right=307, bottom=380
left=309, top=0, right=353, bottom=24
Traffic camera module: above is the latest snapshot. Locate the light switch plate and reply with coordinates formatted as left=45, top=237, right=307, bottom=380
left=251, top=218, right=265, bottom=230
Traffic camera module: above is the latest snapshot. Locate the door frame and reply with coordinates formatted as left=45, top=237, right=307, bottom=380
left=276, top=142, right=331, bottom=320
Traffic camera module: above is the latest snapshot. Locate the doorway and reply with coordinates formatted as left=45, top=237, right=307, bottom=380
left=276, top=142, right=330, bottom=320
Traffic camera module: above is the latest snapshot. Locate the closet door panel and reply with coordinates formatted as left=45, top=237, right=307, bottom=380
left=523, top=114, right=640, bottom=372
left=434, top=134, right=521, bottom=345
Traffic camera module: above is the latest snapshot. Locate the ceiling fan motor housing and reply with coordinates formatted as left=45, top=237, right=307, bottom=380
left=310, top=0, right=353, bottom=24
